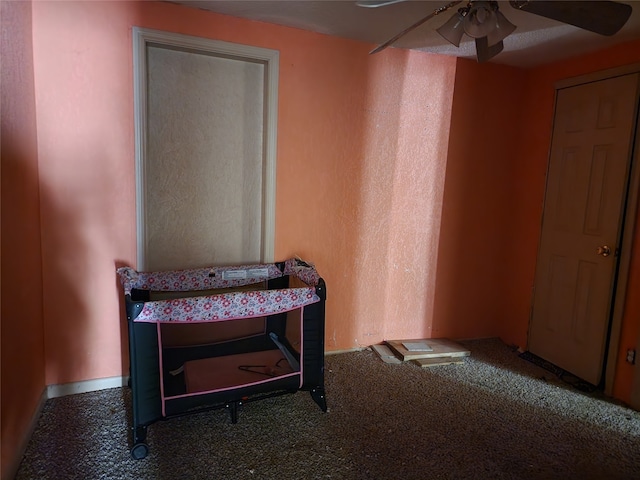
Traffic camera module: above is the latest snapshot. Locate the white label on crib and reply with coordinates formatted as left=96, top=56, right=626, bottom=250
left=247, top=268, right=270, bottom=277
left=222, top=270, right=247, bottom=280
left=222, top=268, right=269, bottom=280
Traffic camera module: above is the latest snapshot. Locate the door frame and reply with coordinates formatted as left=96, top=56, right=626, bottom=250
left=546, top=63, right=640, bottom=396
left=629, top=110, right=640, bottom=409
left=132, top=27, right=279, bottom=270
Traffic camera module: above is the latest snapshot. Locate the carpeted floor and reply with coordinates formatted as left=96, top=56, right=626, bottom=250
left=15, top=338, right=640, bottom=480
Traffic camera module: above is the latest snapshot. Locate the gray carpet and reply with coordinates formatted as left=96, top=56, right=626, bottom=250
left=15, top=338, right=640, bottom=480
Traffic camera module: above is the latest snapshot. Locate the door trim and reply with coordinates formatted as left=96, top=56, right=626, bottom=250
left=628, top=110, right=640, bottom=408
left=544, top=64, right=640, bottom=396
left=132, top=27, right=279, bottom=269
left=555, top=63, right=640, bottom=90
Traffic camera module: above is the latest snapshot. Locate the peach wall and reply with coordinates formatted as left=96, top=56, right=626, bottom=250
left=1, top=1, right=46, bottom=478
left=277, top=47, right=458, bottom=348
left=433, top=59, right=530, bottom=342
left=30, top=0, right=459, bottom=391
left=514, top=40, right=640, bottom=404
left=32, top=0, right=137, bottom=386
left=20, top=0, right=640, bottom=409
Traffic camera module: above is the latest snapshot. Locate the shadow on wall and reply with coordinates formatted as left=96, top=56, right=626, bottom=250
left=23, top=153, right=130, bottom=467
left=1, top=105, right=96, bottom=479
left=277, top=45, right=428, bottom=351
left=1, top=0, right=47, bottom=476
left=270, top=37, right=377, bottom=352
left=431, top=60, right=534, bottom=343
left=298, top=48, right=458, bottom=351
left=29, top=0, right=139, bottom=391
left=0, top=134, right=48, bottom=479
left=38, top=181, right=96, bottom=387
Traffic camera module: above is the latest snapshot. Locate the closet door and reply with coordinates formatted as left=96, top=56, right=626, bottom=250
left=528, top=73, right=640, bottom=385
left=133, top=29, right=279, bottom=272
left=144, top=45, right=265, bottom=271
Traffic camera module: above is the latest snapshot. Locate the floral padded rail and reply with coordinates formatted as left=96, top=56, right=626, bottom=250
left=117, top=258, right=322, bottom=323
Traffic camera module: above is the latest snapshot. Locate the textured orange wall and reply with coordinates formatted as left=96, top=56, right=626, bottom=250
left=276, top=46, right=458, bottom=348
left=433, top=59, right=530, bottom=342
left=32, top=1, right=137, bottom=386
left=30, top=0, right=458, bottom=388
left=1, top=1, right=46, bottom=477
left=28, top=0, right=640, bottom=405
left=515, top=40, right=640, bottom=404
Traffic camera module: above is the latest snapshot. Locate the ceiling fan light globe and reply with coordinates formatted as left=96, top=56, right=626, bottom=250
left=487, top=10, right=516, bottom=46
left=436, top=11, right=466, bottom=47
left=463, top=1, right=497, bottom=39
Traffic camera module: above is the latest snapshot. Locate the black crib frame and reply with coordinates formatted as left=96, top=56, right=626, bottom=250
left=119, top=260, right=327, bottom=459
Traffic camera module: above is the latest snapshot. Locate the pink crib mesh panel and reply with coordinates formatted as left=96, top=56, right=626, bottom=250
left=184, top=349, right=295, bottom=393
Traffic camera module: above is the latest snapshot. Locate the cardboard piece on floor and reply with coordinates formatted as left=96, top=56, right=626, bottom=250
left=402, top=341, right=433, bottom=352
left=385, top=338, right=470, bottom=362
left=413, top=357, right=465, bottom=368
left=372, top=344, right=403, bottom=364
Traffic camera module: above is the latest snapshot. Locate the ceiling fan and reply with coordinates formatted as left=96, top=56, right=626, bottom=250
left=358, top=1, right=633, bottom=62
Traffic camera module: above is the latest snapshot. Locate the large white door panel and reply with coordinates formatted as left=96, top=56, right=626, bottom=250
left=132, top=28, right=279, bottom=272
left=146, top=46, right=265, bottom=271
left=529, top=73, right=640, bottom=385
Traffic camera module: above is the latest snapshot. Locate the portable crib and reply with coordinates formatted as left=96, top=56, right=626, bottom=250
left=116, top=258, right=327, bottom=460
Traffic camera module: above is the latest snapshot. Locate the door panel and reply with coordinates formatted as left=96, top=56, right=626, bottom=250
left=133, top=29, right=279, bottom=272
left=529, top=73, right=639, bottom=385
left=145, top=45, right=265, bottom=271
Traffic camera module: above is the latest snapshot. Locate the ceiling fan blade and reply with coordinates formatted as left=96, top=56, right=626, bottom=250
left=509, top=1, right=632, bottom=36
left=475, top=37, right=504, bottom=63
left=370, top=0, right=462, bottom=54
left=356, top=0, right=410, bottom=8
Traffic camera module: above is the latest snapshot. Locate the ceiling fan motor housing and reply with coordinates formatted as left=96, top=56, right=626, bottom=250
left=436, top=0, right=516, bottom=59
left=463, top=1, right=498, bottom=38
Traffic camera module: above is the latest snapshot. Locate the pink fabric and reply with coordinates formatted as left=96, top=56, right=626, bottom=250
left=117, top=259, right=322, bottom=323
left=135, top=288, right=319, bottom=323
left=283, top=258, right=320, bottom=286
left=183, top=349, right=295, bottom=393
left=116, top=263, right=285, bottom=295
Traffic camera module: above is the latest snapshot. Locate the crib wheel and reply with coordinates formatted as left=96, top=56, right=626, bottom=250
left=131, top=442, right=149, bottom=460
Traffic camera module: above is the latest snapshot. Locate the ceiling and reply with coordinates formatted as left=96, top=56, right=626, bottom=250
left=170, top=0, right=640, bottom=68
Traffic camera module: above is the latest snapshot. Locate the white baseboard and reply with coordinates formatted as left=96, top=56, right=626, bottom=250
left=47, top=376, right=129, bottom=399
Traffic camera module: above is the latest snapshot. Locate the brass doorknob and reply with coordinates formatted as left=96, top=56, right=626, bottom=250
left=596, top=245, right=611, bottom=257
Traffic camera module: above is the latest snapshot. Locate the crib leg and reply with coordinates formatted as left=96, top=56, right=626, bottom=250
left=131, top=425, right=149, bottom=460
left=226, top=401, right=242, bottom=424
left=310, top=387, right=327, bottom=412
left=133, top=425, right=147, bottom=444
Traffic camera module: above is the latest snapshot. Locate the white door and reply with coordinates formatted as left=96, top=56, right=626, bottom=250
left=529, top=73, right=640, bottom=385
left=133, top=29, right=279, bottom=272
